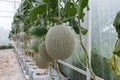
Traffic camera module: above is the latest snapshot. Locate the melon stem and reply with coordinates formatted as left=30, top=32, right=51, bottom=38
left=77, top=0, right=96, bottom=80
left=49, top=65, right=53, bottom=80
left=55, top=60, right=62, bottom=80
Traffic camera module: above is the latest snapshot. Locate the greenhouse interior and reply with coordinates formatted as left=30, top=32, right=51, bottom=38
left=0, top=0, right=120, bottom=80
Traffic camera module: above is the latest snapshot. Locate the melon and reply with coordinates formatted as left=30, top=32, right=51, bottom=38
left=12, top=34, right=17, bottom=41
left=18, top=32, right=26, bottom=42
left=34, top=54, right=49, bottom=69
left=34, top=41, right=53, bottom=69
left=20, top=42, right=25, bottom=48
left=30, top=38, right=40, bottom=47
left=19, top=22, right=24, bottom=32
left=45, top=24, right=75, bottom=60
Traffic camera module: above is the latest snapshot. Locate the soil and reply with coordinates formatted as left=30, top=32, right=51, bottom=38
left=0, top=49, right=21, bottom=80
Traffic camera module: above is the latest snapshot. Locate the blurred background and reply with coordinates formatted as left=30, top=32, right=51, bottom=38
left=0, top=0, right=21, bottom=45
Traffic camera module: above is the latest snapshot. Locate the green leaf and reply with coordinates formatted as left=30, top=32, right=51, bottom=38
left=64, top=2, right=77, bottom=18
left=47, top=16, right=60, bottom=23
left=113, top=39, right=120, bottom=57
left=43, top=0, right=58, bottom=9
left=69, top=19, right=79, bottom=34
left=79, top=0, right=89, bottom=21
left=29, top=26, right=48, bottom=38
left=43, top=0, right=58, bottom=17
left=42, top=0, right=50, bottom=3
left=31, top=44, right=39, bottom=51
left=113, top=11, right=120, bottom=38
left=115, top=39, right=120, bottom=48
left=16, top=15, right=26, bottom=21
left=81, top=27, right=88, bottom=35
left=113, top=49, right=120, bottom=57
left=29, top=4, right=47, bottom=21
left=69, top=19, right=88, bottom=35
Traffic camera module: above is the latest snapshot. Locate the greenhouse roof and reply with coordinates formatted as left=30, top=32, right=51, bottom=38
left=0, top=0, right=21, bottom=30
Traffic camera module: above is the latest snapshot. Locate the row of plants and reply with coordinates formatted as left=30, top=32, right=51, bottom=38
left=0, top=44, right=13, bottom=49
left=9, top=0, right=118, bottom=80
left=8, top=0, right=120, bottom=80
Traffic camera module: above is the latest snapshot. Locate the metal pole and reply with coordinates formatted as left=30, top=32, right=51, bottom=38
left=58, top=60, right=87, bottom=75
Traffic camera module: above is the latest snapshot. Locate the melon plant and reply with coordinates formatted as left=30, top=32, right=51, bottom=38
left=34, top=41, right=53, bottom=69
left=113, top=11, right=120, bottom=38
left=113, top=39, right=120, bottom=57
left=109, top=11, right=120, bottom=77
left=9, top=0, right=97, bottom=79
left=45, top=24, right=75, bottom=60
left=30, top=38, right=40, bottom=49
left=29, top=26, right=48, bottom=38
left=26, top=38, right=40, bottom=57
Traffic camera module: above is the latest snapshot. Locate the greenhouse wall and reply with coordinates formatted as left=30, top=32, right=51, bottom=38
left=59, top=0, right=120, bottom=80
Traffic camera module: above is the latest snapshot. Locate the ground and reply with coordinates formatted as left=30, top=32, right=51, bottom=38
left=0, top=49, right=21, bottom=80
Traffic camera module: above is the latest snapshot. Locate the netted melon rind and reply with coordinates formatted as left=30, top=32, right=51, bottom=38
left=30, top=38, right=40, bottom=47
left=39, top=41, right=53, bottom=62
left=34, top=54, right=49, bottom=69
left=45, top=24, right=75, bottom=60
left=17, top=32, right=26, bottom=42
left=34, top=41, right=53, bottom=69
left=19, top=22, right=24, bottom=32
left=12, top=34, right=17, bottom=41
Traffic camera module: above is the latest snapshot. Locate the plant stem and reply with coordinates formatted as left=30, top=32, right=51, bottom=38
left=49, top=66, right=53, bottom=80
left=55, top=60, right=62, bottom=80
left=77, top=0, right=96, bottom=80
left=61, top=16, right=78, bottom=22
left=115, top=39, right=120, bottom=48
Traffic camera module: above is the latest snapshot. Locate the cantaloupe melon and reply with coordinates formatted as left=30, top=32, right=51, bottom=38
left=34, top=54, right=49, bottom=69
left=30, top=38, right=40, bottom=47
left=17, top=32, right=26, bottom=42
left=45, top=24, right=75, bottom=60
left=34, top=41, right=53, bottom=69
left=12, top=34, right=17, bottom=41
left=19, top=22, right=24, bottom=32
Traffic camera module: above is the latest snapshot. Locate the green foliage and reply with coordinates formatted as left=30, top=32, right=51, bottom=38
left=63, top=2, right=77, bottom=18
left=47, top=17, right=60, bottom=23
left=69, top=19, right=79, bottom=34
left=79, top=0, right=89, bottom=21
left=31, top=44, right=39, bottom=52
left=14, top=15, right=26, bottom=21
left=113, top=49, right=120, bottom=57
left=29, top=4, right=47, bottom=21
left=113, top=11, right=120, bottom=38
left=81, top=27, right=88, bottom=35
left=43, top=0, right=58, bottom=9
left=108, top=11, right=120, bottom=77
left=113, top=39, right=120, bottom=57
left=69, top=19, right=88, bottom=35
left=59, top=47, right=120, bottom=80
left=0, top=45, right=13, bottom=49
left=91, top=48, right=113, bottom=80
left=10, top=0, right=89, bottom=37
left=29, top=26, right=48, bottom=38
left=10, top=0, right=91, bottom=78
